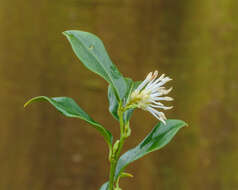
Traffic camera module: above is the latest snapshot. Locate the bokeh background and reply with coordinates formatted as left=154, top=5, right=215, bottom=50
left=1, top=0, right=238, bottom=189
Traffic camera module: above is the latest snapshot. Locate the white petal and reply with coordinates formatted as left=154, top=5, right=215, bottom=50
left=150, top=104, right=173, bottom=110
left=146, top=107, right=160, bottom=117
left=136, top=72, right=152, bottom=91
left=147, top=83, right=162, bottom=92
left=154, top=87, right=173, bottom=95
left=146, top=74, right=165, bottom=89
left=159, top=112, right=167, bottom=124
left=156, top=77, right=172, bottom=87
left=147, top=78, right=172, bottom=92
left=145, top=71, right=159, bottom=88
left=150, top=100, right=164, bottom=106
left=147, top=107, right=166, bottom=124
left=153, top=96, right=174, bottom=101
left=153, top=108, right=167, bottom=120
left=145, top=79, right=160, bottom=90
left=150, top=87, right=172, bottom=96
left=128, top=70, right=173, bottom=124
left=146, top=73, right=170, bottom=89
left=157, top=73, right=166, bottom=81
left=146, top=72, right=153, bottom=80
left=150, top=92, right=163, bottom=97
left=152, top=70, right=158, bottom=78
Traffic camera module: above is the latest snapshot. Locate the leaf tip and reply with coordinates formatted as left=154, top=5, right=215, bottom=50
left=170, top=119, right=188, bottom=128
left=182, top=121, right=189, bottom=127
left=62, top=30, right=72, bottom=37
left=24, top=96, right=45, bottom=108
left=24, top=99, right=32, bottom=108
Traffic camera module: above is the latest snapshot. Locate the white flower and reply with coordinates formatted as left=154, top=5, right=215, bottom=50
left=128, top=70, right=173, bottom=124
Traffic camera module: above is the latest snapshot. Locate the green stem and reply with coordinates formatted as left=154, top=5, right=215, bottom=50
left=108, top=105, right=126, bottom=190
left=108, top=160, right=116, bottom=190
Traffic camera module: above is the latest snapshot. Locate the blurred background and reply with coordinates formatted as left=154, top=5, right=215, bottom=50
left=0, top=0, right=238, bottom=189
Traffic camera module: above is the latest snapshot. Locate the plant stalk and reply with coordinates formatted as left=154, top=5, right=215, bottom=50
left=108, top=105, right=126, bottom=190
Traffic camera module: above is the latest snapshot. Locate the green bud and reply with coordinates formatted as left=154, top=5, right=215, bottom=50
left=112, top=140, right=120, bottom=154
left=124, top=123, right=131, bottom=137
left=120, top=172, right=133, bottom=178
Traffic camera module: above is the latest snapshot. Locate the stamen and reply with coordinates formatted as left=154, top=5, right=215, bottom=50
left=128, top=70, right=173, bottom=124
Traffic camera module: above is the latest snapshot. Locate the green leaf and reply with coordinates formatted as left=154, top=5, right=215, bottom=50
left=99, top=182, right=108, bottom=190
left=115, top=119, right=187, bottom=179
left=108, top=84, right=119, bottom=120
left=107, top=78, right=138, bottom=123
left=24, top=96, right=113, bottom=148
left=122, top=78, right=135, bottom=123
left=63, top=30, right=127, bottom=100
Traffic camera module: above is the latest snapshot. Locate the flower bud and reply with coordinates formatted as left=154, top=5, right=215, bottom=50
left=112, top=140, right=120, bottom=154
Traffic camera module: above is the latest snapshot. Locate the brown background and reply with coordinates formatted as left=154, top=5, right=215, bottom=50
left=0, top=0, right=238, bottom=189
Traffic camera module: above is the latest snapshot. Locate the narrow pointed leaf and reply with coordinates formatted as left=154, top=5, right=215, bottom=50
left=115, top=119, right=187, bottom=179
left=63, top=30, right=127, bottom=100
left=24, top=96, right=113, bottom=147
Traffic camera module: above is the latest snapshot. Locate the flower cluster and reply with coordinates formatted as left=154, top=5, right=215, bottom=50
left=128, top=71, right=173, bottom=124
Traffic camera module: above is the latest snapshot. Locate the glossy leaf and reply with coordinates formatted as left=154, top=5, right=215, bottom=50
left=24, top=96, right=113, bottom=148
left=123, top=80, right=141, bottom=123
left=99, top=182, right=108, bottom=190
left=108, top=78, right=139, bottom=123
left=122, top=78, right=135, bottom=123
left=63, top=30, right=127, bottom=100
left=115, top=119, right=187, bottom=179
left=108, top=84, right=119, bottom=120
